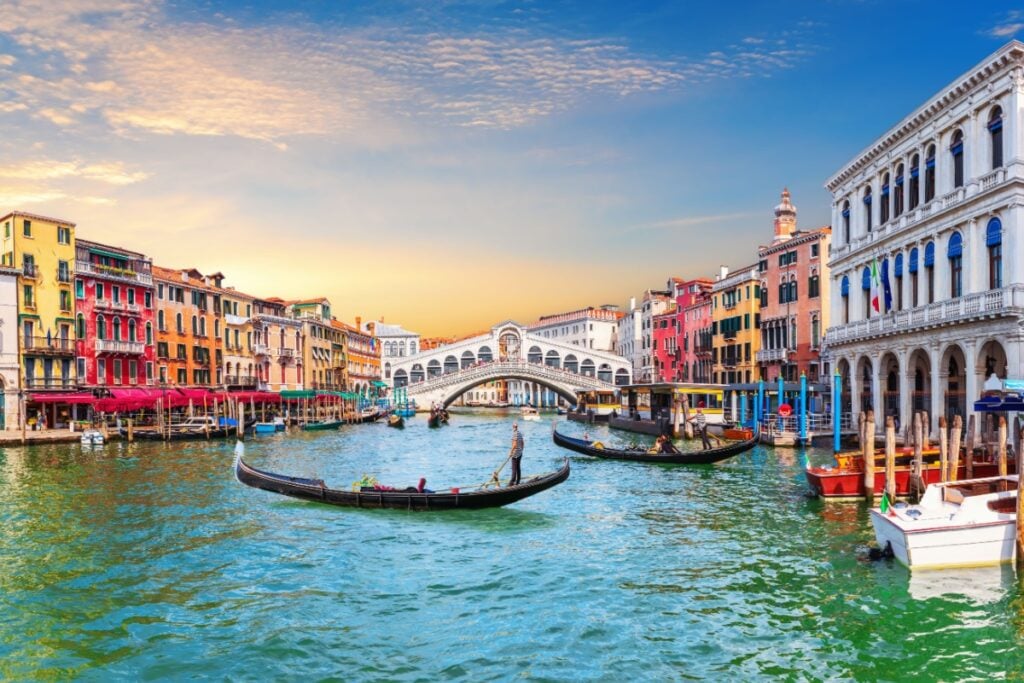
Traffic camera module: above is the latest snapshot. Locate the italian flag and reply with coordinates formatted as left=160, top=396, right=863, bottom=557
left=870, top=257, right=882, bottom=313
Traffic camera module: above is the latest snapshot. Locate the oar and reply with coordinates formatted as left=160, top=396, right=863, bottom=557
left=486, top=447, right=515, bottom=487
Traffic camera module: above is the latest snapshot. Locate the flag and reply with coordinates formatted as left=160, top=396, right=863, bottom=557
left=870, top=257, right=882, bottom=313
left=881, top=258, right=893, bottom=313
left=880, top=491, right=891, bottom=514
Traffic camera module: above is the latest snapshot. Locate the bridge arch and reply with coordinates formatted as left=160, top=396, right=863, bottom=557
left=581, top=359, right=595, bottom=377
left=564, top=354, right=578, bottom=373
left=427, top=359, right=442, bottom=378
left=394, top=368, right=408, bottom=387
left=444, top=355, right=459, bottom=374
left=440, top=372, right=579, bottom=408
left=479, top=345, right=493, bottom=362
left=527, top=346, right=542, bottom=364
left=545, top=350, right=560, bottom=368
left=410, top=363, right=424, bottom=383
left=598, top=363, right=612, bottom=383
left=461, top=350, right=475, bottom=368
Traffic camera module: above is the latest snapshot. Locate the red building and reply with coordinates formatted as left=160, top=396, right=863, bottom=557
left=681, top=287, right=714, bottom=383
left=652, top=277, right=714, bottom=382
left=651, top=306, right=677, bottom=383
left=74, top=239, right=156, bottom=388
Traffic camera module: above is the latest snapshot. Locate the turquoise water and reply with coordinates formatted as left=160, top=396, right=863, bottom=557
left=1, top=409, right=1023, bottom=680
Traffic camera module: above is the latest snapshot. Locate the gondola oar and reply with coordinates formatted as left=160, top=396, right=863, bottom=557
left=486, top=446, right=515, bottom=488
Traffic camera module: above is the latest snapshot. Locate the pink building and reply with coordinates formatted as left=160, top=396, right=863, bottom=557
left=755, top=189, right=831, bottom=383
left=680, top=288, right=714, bottom=383
left=651, top=277, right=714, bottom=382
left=651, top=306, right=677, bottom=382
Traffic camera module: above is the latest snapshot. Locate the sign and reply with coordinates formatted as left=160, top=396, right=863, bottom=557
left=1001, top=378, right=1024, bottom=392
left=778, top=403, right=793, bottom=417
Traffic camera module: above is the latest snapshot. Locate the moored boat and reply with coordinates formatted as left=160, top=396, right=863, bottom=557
left=388, top=414, right=405, bottom=429
left=521, top=406, right=540, bottom=422
left=234, top=451, right=571, bottom=510
left=302, top=420, right=343, bottom=431
left=552, top=428, right=756, bottom=464
left=80, top=429, right=105, bottom=446
left=120, top=416, right=252, bottom=441
left=870, top=475, right=1019, bottom=569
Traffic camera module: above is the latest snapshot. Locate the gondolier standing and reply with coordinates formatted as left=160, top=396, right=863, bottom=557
left=509, top=422, right=525, bottom=486
left=689, top=407, right=711, bottom=450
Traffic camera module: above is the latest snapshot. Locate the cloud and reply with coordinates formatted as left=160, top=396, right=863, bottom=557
left=987, top=12, right=1024, bottom=38
left=0, top=159, right=148, bottom=185
left=636, top=211, right=760, bottom=231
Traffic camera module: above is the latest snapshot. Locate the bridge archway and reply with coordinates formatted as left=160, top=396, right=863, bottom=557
left=440, top=372, right=579, bottom=408
left=394, top=369, right=408, bottom=387
left=461, top=350, right=475, bottom=368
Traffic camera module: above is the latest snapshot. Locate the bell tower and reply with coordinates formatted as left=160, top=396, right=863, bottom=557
left=773, top=188, right=797, bottom=243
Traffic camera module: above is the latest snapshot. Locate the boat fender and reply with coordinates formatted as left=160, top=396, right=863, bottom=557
left=592, top=441, right=604, bottom=450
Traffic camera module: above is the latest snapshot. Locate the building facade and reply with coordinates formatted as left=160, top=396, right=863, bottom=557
left=711, top=265, right=761, bottom=385
left=339, top=317, right=380, bottom=395
left=74, top=239, right=155, bottom=388
left=825, top=40, right=1024, bottom=433
left=153, top=266, right=223, bottom=387
left=681, top=290, right=714, bottom=383
left=528, top=306, right=621, bottom=352
left=367, top=321, right=420, bottom=387
left=221, top=286, right=257, bottom=390
left=292, top=299, right=344, bottom=390
left=756, top=190, right=832, bottom=383
left=0, top=267, right=20, bottom=428
left=252, top=297, right=303, bottom=392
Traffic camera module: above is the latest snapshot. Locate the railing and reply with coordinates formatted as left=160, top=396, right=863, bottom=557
left=225, top=375, right=258, bottom=387
left=825, top=285, right=1024, bottom=346
left=942, top=187, right=966, bottom=210
left=74, top=260, right=154, bottom=285
left=22, top=264, right=37, bottom=279
left=23, top=336, right=74, bottom=354
left=254, top=344, right=270, bottom=356
left=980, top=168, right=1005, bottom=192
left=225, top=314, right=249, bottom=326
left=403, top=360, right=618, bottom=394
left=755, top=348, right=789, bottom=363
left=278, top=348, right=296, bottom=358
left=24, top=376, right=76, bottom=389
left=95, top=339, right=145, bottom=354
left=95, top=299, right=142, bottom=314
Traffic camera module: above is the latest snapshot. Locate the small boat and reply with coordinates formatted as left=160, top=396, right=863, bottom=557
left=521, top=406, right=540, bottom=422
left=80, top=429, right=104, bottom=446
left=235, top=452, right=571, bottom=510
left=121, top=416, right=252, bottom=441
left=254, top=422, right=278, bottom=434
left=388, top=414, right=405, bottom=429
left=552, top=428, right=757, bottom=464
left=428, top=413, right=443, bottom=428
left=302, top=420, right=343, bottom=431
left=806, top=448, right=1004, bottom=499
left=870, top=475, right=1019, bottom=569
left=556, top=407, right=568, bottom=416
left=357, top=409, right=381, bottom=424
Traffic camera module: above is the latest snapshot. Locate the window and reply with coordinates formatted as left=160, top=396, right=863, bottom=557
left=924, top=242, right=935, bottom=304
left=177, top=343, right=186, bottom=360
left=113, top=317, right=121, bottom=341
left=113, top=360, right=122, bottom=385
left=894, top=253, right=904, bottom=311
left=948, top=232, right=963, bottom=298
left=176, top=312, right=183, bottom=334
left=127, top=288, right=135, bottom=305
left=112, top=286, right=120, bottom=303
left=98, top=359, right=106, bottom=384
left=811, top=243, right=819, bottom=258
left=925, top=145, right=936, bottom=201
left=811, top=315, right=820, bottom=348
left=75, top=279, right=84, bottom=299
left=191, top=315, right=198, bottom=336
left=147, top=362, right=154, bottom=383
left=22, top=284, right=33, bottom=308
left=880, top=173, right=890, bottom=224
left=23, top=219, right=31, bottom=237
left=157, top=341, right=168, bottom=358
left=3, top=221, right=7, bottom=239
left=862, top=266, right=872, bottom=318
left=990, top=106, right=1003, bottom=170
left=158, top=283, right=164, bottom=300
left=145, top=291, right=152, bottom=308
left=97, top=315, right=106, bottom=340
left=808, top=273, right=820, bottom=298
left=146, top=322, right=153, bottom=345
left=863, top=186, right=873, bottom=232
left=910, top=247, right=919, bottom=307
left=129, top=319, right=137, bottom=342
left=909, top=154, right=920, bottom=210
left=76, top=314, right=85, bottom=338
left=58, top=260, right=70, bottom=282
left=96, top=283, right=104, bottom=300
left=988, top=217, right=1003, bottom=289
left=59, top=289, right=71, bottom=312
left=129, top=360, right=137, bottom=384
left=177, top=368, right=187, bottom=384
left=893, top=165, right=904, bottom=218
left=57, top=226, right=70, bottom=244
left=77, top=357, right=85, bottom=379
left=841, top=276, right=850, bottom=324
left=841, top=201, right=851, bottom=243
left=951, top=130, right=964, bottom=189
left=158, top=310, right=165, bottom=331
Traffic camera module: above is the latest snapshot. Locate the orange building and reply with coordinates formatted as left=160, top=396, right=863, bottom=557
left=152, top=266, right=224, bottom=387
left=335, top=317, right=381, bottom=395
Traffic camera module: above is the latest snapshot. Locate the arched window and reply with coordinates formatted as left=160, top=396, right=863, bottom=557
left=113, top=317, right=122, bottom=341
left=76, top=313, right=85, bottom=339
left=97, top=315, right=106, bottom=340
left=788, top=275, right=797, bottom=302
left=191, top=315, right=198, bottom=336
left=478, top=346, right=493, bottom=362
left=841, top=200, right=851, bottom=243
left=811, top=314, right=820, bottom=348
left=384, top=362, right=391, bottom=379
left=894, top=253, right=904, bottom=310
left=199, top=317, right=206, bottom=337
left=947, top=232, right=963, bottom=298
left=893, top=164, right=905, bottom=218
left=214, top=319, right=220, bottom=337
left=925, top=144, right=936, bottom=201
left=840, top=275, right=850, bottom=323
left=158, top=309, right=165, bottom=331
left=989, top=106, right=1004, bottom=170
left=909, top=247, right=920, bottom=307
left=790, top=318, right=797, bottom=350
left=146, top=322, right=153, bottom=345
left=880, top=173, right=890, bottom=224
left=950, top=130, right=964, bottom=188
left=808, top=271, right=819, bottom=298
left=861, top=266, right=872, bottom=318
left=863, top=186, right=873, bottom=232
left=924, top=241, right=936, bottom=304
left=176, top=312, right=183, bottom=334
left=128, top=319, right=137, bottom=342
left=909, top=154, right=920, bottom=210
left=988, top=217, right=1003, bottom=289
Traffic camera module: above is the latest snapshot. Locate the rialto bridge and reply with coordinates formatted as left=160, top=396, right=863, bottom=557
left=385, top=321, right=631, bottom=408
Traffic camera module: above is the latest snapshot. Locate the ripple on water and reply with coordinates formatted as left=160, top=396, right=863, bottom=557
left=1, top=411, right=1023, bottom=679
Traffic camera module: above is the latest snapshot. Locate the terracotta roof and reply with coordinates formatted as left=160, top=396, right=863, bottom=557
left=0, top=210, right=76, bottom=226
left=76, top=238, right=149, bottom=261
left=292, top=297, right=330, bottom=306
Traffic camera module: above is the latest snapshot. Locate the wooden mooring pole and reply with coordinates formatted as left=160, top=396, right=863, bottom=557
left=949, top=415, right=963, bottom=482
left=885, top=416, right=896, bottom=503
left=938, top=416, right=948, bottom=482
left=863, top=410, right=876, bottom=504
left=999, top=415, right=1008, bottom=479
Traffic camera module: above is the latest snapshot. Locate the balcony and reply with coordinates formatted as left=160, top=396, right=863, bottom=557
left=58, top=271, right=71, bottom=284
left=23, top=376, right=76, bottom=390
left=23, top=336, right=74, bottom=355
left=22, top=264, right=38, bottom=279
left=95, top=339, right=146, bottom=354
left=225, top=314, right=249, bottom=326
left=225, top=375, right=258, bottom=388
left=825, top=285, right=1024, bottom=347
left=254, top=343, right=270, bottom=356
left=95, top=299, right=142, bottom=315
left=756, top=347, right=789, bottom=363
left=278, top=347, right=296, bottom=358
left=74, top=260, right=154, bottom=285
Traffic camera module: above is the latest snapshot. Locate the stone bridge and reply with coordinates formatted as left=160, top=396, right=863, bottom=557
left=405, top=360, right=619, bottom=408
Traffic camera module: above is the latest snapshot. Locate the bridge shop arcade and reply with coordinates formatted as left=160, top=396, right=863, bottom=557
left=602, top=383, right=727, bottom=437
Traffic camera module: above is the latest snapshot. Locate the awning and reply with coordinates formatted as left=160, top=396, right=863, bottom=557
left=280, top=390, right=315, bottom=399
left=372, top=381, right=388, bottom=387
left=224, top=391, right=280, bottom=403
left=29, top=392, right=95, bottom=404
left=975, top=395, right=1024, bottom=412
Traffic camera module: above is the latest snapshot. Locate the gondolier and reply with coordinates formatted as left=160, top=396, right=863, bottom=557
left=689, top=407, right=711, bottom=450
left=509, top=422, right=525, bottom=486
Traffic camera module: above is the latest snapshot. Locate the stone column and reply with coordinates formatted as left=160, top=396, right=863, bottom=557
left=935, top=128, right=947, bottom=205
left=850, top=359, right=862, bottom=427
left=934, top=233, right=949, bottom=302
left=966, top=339, right=980, bottom=431
left=899, top=349, right=912, bottom=433
left=966, top=109, right=979, bottom=192
left=871, top=357, right=882, bottom=431
left=930, top=344, right=943, bottom=438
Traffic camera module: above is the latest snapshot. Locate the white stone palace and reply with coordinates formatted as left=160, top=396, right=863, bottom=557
left=825, top=40, right=1024, bottom=435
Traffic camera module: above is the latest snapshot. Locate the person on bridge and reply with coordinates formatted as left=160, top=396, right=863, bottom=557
left=508, top=422, right=525, bottom=486
left=689, top=407, right=711, bottom=450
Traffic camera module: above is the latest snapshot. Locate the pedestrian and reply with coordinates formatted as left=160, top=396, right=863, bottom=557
left=508, top=421, right=525, bottom=486
left=689, top=407, right=710, bottom=450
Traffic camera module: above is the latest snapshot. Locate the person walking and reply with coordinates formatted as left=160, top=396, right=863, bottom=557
left=689, top=407, right=711, bottom=450
left=508, top=421, right=525, bottom=486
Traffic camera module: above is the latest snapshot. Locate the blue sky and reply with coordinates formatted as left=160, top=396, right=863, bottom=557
left=0, top=0, right=1021, bottom=334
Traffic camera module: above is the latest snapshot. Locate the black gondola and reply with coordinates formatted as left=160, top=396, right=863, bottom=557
left=357, top=410, right=382, bottom=424
left=234, top=453, right=570, bottom=510
left=387, top=415, right=405, bottom=429
left=552, top=428, right=756, bottom=464
left=428, top=413, right=443, bottom=428
left=121, top=418, right=256, bottom=441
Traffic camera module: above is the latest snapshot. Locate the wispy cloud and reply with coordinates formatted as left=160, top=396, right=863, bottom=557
left=987, top=11, right=1024, bottom=38
left=636, top=211, right=760, bottom=231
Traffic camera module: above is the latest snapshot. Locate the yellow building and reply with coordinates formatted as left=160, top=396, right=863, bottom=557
left=0, top=211, right=77, bottom=393
left=291, top=299, right=346, bottom=390
left=219, top=283, right=258, bottom=389
left=710, top=265, right=761, bottom=385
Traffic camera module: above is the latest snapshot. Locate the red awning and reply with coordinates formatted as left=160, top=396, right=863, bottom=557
left=108, top=388, right=163, bottom=399
left=30, top=393, right=95, bottom=404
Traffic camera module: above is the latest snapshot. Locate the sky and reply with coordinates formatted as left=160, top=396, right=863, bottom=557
left=0, top=1, right=1022, bottom=335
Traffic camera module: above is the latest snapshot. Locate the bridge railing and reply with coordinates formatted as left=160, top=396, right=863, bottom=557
left=404, top=360, right=617, bottom=392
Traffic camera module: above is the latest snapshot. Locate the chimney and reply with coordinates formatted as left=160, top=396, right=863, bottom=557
left=356, top=316, right=362, bottom=329
left=718, top=265, right=729, bottom=281
left=629, top=297, right=636, bottom=311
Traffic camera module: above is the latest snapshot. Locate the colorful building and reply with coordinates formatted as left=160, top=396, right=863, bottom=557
left=711, top=265, right=761, bottom=385
left=681, top=288, right=714, bottom=383
left=291, top=299, right=345, bottom=390
left=252, top=297, right=303, bottom=391
left=220, top=285, right=257, bottom=389
left=651, top=305, right=677, bottom=383
left=653, top=277, right=714, bottom=383
left=756, top=190, right=831, bottom=383
left=74, top=239, right=156, bottom=389
left=152, top=266, right=224, bottom=387
left=337, top=317, right=380, bottom=396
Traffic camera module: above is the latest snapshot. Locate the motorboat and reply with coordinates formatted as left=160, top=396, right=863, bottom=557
left=870, top=475, right=1019, bottom=569
left=80, top=429, right=104, bottom=446
left=521, top=406, right=540, bottom=422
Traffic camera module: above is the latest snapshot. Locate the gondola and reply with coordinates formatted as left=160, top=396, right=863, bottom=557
left=428, top=413, right=448, bottom=428
left=234, top=452, right=570, bottom=510
left=120, top=417, right=255, bottom=441
left=552, top=428, right=757, bottom=464
left=387, top=414, right=405, bottom=429
left=358, top=409, right=382, bottom=424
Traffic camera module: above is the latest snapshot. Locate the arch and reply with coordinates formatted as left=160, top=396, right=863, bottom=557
left=841, top=199, right=851, bottom=242
left=988, top=216, right=1004, bottom=290
left=427, top=359, right=442, bottom=378
left=880, top=352, right=900, bottom=419
left=924, top=241, right=935, bottom=267
left=410, top=363, right=425, bottom=383
left=527, top=346, right=542, bottom=364
left=191, top=315, right=198, bottom=336
left=909, top=153, right=921, bottom=210
left=925, top=143, right=937, bottom=202
left=580, top=359, right=596, bottom=377
left=941, top=343, right=967, bottom=423
left=112, top=317, right=122, bottom=341
left=989, top=105, right=1004, bottom=169
left=880, top=172, right=891, bottom=223
left=393, top=368, right=408, bottom=387
left=978, top=339, right=1008, bottom=381
left=987, top=217, right=1003, bottom=246
left=545, top=350, right=560, bottom=368
left=145, top=321, right=153, bottom=345
left=384, top=361, right=391, bottom=379
left=443, top=355, right=459, bottom=374
left=856, top=356, right=874, bottom=412
left=158, top=309, right=165, bottom=331
left=836, top=358, right=852, bottom=414
left=478, top=345, right=493, bottom=363
left=950, top=129, right=965, bottom=188
left=598, top=363, right=612, bottom=383
left=863, top=185, right=873, bottom=232
left=841, top=275, right=850, bottom=296
left=563, top=354, right=578, bottom=373
left=946, top=231, right=962, bottom=258
left=615, top=368, right=630, bottom=386
left=861, top=267, right=871, bottom=291
left=894, top=163, right=905, bottom=217
left=200, top=316, right=207, bottom=337
left=175, top=312, right=183, bottom=333
left=128, top=318, right=137, bottom=342
left=461, top=350, right=475, bottom=368
left=436, top=373, right=580, bottom=408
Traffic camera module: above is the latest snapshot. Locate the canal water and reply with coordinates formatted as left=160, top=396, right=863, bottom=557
left=1, top=409, right=1022, bottom=680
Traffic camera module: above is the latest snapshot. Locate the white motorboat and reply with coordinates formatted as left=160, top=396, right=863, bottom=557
left=80, top=429, right=105, bottom=446
left=870, top=475, right=1019, bottom=570
left=520, top=406, right=540, bottom=422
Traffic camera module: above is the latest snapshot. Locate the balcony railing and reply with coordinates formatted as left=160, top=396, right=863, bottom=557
left=95, top=299, right=142, bottom=314
left=756, top=347, right=789, bottom=363
left=254, top=343, right=270, bottom=356
left=278, top=347, right=296, bottom=358
left=825, top=285, right=1024, bottom=346
left=225, top=314, right=249, bottom=326
left=23, top=336, right=74, bottom=354
left=22, top=264, right=37, bottom=279
left=74, top=260, right=154, bottom=285
left=225, top=375, right=258, bottom=387
left=95, top=339, right=146, bottom=354
left=23, top=376, right=76, bottom=389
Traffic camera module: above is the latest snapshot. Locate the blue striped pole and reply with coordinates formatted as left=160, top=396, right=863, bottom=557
left=833, top=371, right=841, bottom=454
left=757, top=380, right=764, bottom=431
left=799, top=372, right=808, bottom=444
left=777, top=375, right=784, bottom=433
left=740, top=392, right=748, bottom=428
